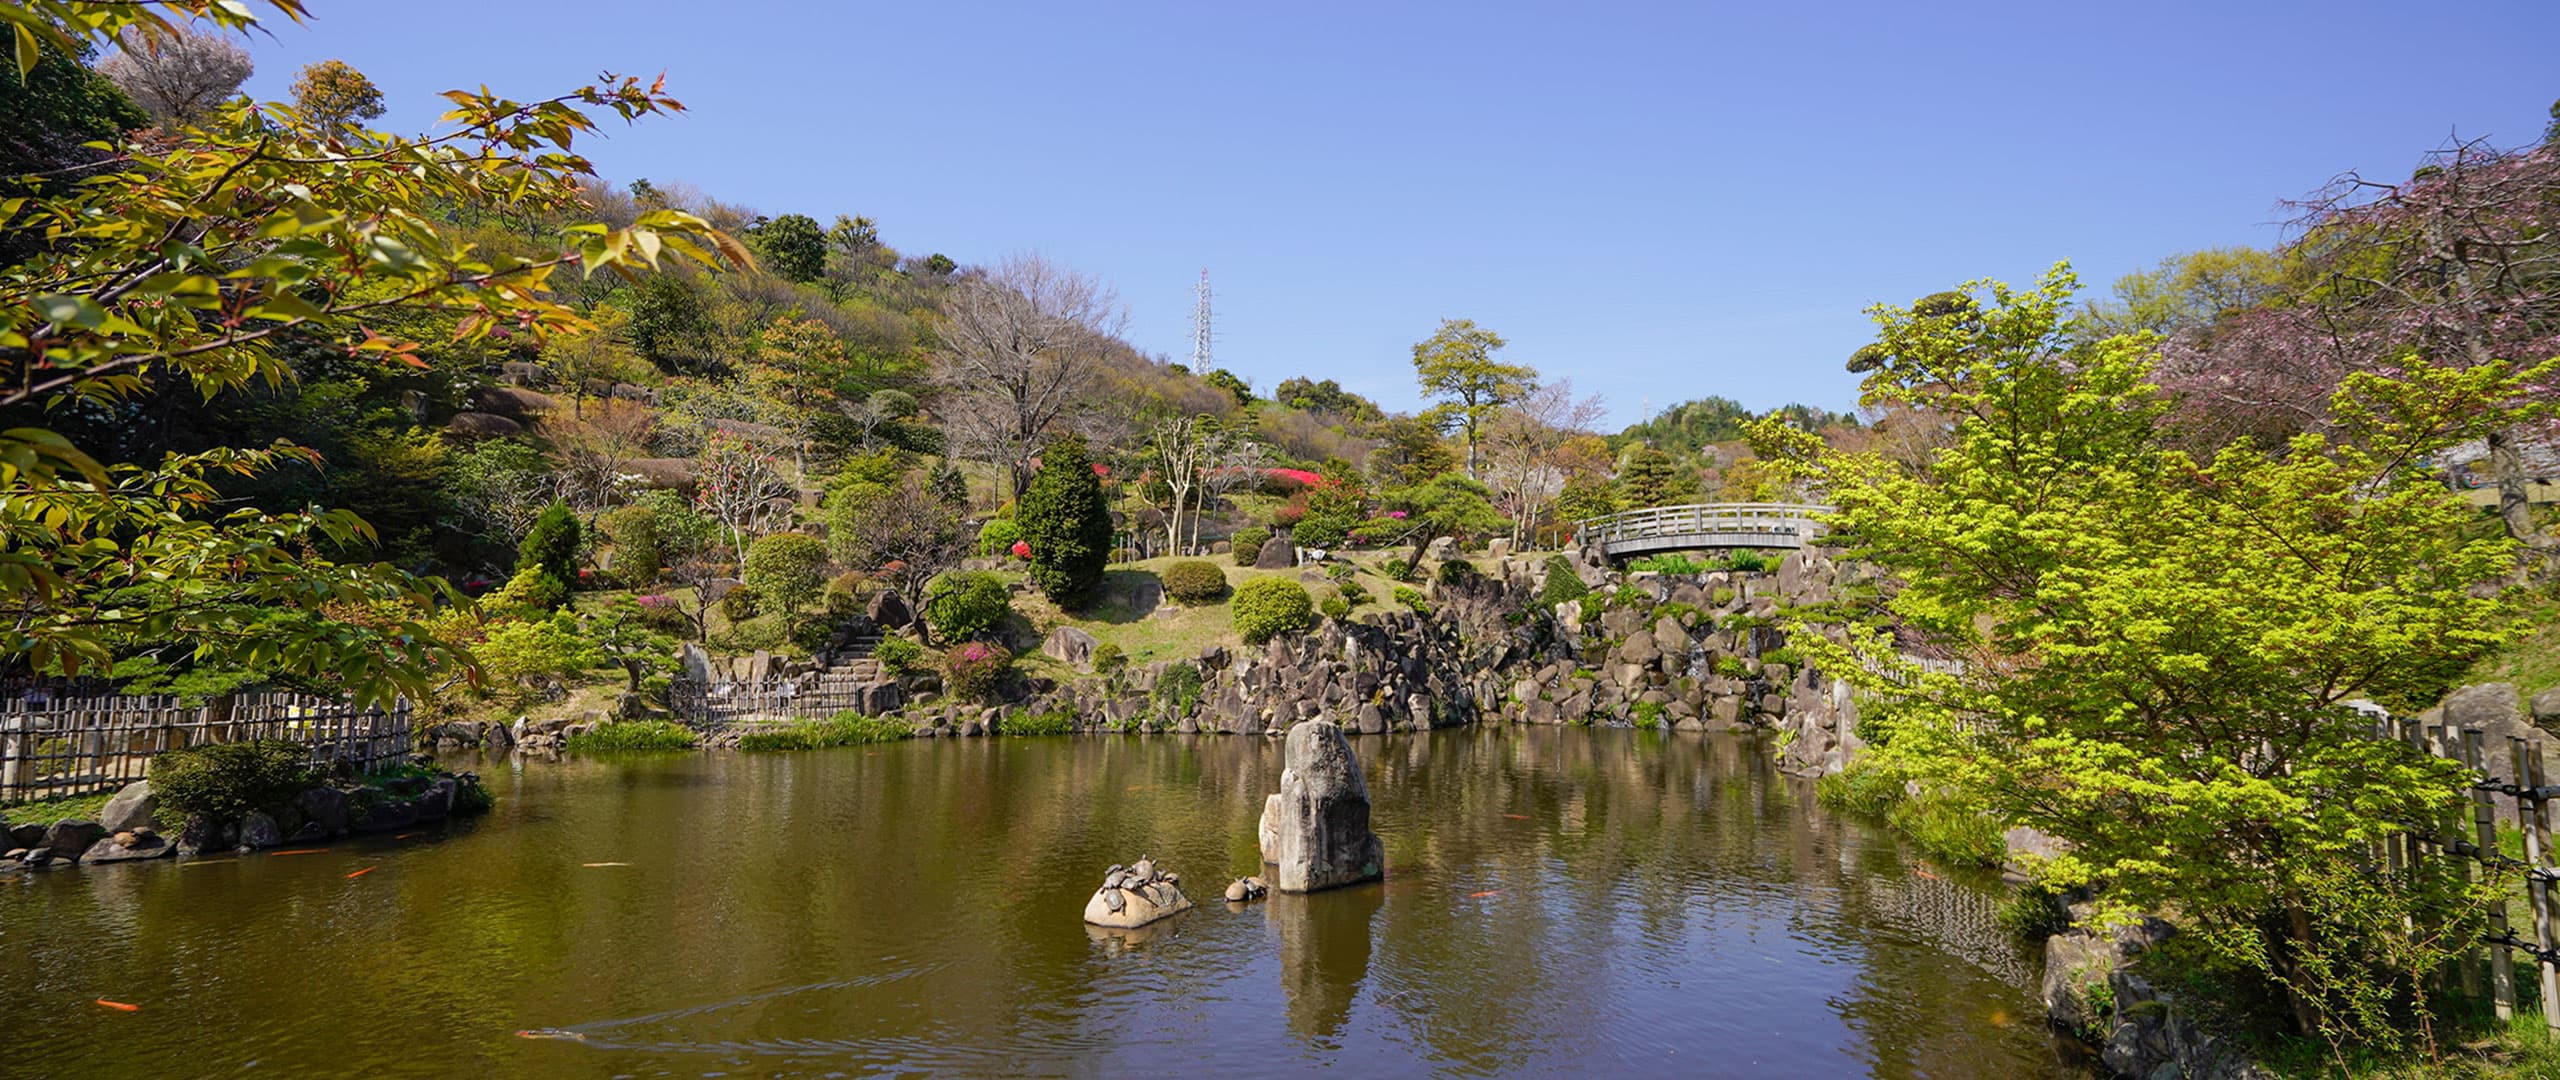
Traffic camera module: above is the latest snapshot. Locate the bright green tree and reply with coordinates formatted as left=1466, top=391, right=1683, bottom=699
left=1411, top=318, right=1536, bottom=478
left=753, top=212, right=827, bottom=283
left=1613, top=445, right=1697, bottom=508
left=0, top=35, right=146, bottom=184
left=514, top=500, right=581, bottom=603
left=1016, top=435, right=1112, bottom=607
left=2081, top=246, right=2289, bottom=339
left=1360, top=474, right=1508, bottom=578
left=1753, top=263, right=2554, bottom=1056
left=287, top=58, right=384, bottom=129
left=743, top=531, right=830, bottom=622
left=0, top=2, right=739, bottom=703
left=587, top=596, right=675, bottom=691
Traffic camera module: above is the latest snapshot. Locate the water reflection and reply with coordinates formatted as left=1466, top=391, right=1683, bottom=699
left=1267, top=884, right=1383, bottom=1042
left=0, top=728, right=2082, bottom=1078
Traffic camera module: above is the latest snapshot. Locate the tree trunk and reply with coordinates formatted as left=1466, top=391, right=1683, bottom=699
left=2488, top=426, right=2554, bottom=570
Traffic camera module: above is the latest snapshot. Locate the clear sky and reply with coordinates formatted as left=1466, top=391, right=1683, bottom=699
left=232, top=0, right=2559, bottom=428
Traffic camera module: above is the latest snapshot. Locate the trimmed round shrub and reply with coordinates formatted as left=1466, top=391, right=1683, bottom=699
left=151, top=740, right=313, bottom=824
left=1161, top=560, right=1229, bottom=605
left=599, top=504, right=662, bottom=586
left=822, top=572, right=869, bottom=617
left=1233, top=577, right=1315, bottom=645
left=719, top=583, right=760, bottom=622
left=1230, top=528, right=1270, bottom=566
left=872, top=635, right=925, bottom=676
left=1436, top=558, right=1480, bottom=586
left=944, top=641, right=1011, bottom=702
left=1090, top=642, right=1127, bottom=676
left=490, top=565, right=569, bottom=615
left=976, top=518, right=1021, bottom=557
left=515, top=499, right=581, bottom=597
left=1394, top=585, right=1428, bottom=613
left=1337, top=579, right=1370, bottom=607
left=1320, top=593, right=1351, bottom=621
left=744, top=531, right=831, bottom=618
left=923, top=571, right=1011, bottom=641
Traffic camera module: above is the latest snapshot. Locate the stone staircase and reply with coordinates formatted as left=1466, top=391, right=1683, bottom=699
left=822, top=626, right=884, bottom=684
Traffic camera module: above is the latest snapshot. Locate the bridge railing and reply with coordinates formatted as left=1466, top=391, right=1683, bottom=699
left=1572, top=503, right=1832, bottom=547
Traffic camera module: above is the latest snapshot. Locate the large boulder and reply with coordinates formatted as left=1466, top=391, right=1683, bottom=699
left=1042, top=626, right=1100, bottom=669
left=237, top=811, right=282, bottom=852
left=97, top=781, right=159, bottom=833
left=2444, top=682, right=2524, bottom=735
left=1254, top=535, right=1297, bottom=569
left=467, top=385, right=556, bottom=418
left=1260, top=719, right=1385, bottom=893
left=444, top=411, right=523, bottom=439
left=43, top=819, right=105, bottom=861
left=1083, top=856, right=1195, bottom=929
left=299, top=787, right=352, bottom=836
left=868, top=589, right=914, bottom=630
left=2534, top=687, right=2560, bottom=732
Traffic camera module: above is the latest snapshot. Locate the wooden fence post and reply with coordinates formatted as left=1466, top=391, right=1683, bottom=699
left=2468, top=730, right=2515, bottom=1019
left=2514, top=737, right=2560, bottom=1035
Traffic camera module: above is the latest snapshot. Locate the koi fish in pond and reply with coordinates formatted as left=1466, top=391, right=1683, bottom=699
left=94, top=999, right=140, bottom=1012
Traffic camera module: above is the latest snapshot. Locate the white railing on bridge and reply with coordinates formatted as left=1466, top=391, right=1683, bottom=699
left=1573, top=503, right=1832, bottom=549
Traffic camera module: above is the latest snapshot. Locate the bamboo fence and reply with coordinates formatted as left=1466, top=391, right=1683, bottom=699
left=0, top=690, right=414, bottom=803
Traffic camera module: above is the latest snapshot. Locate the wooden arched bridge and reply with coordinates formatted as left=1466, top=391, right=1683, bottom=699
left=1573, top=503, right=1832, bottom=561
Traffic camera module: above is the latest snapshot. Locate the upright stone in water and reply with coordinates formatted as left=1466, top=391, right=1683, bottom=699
left=1261, top=719, right=1384, bottom=893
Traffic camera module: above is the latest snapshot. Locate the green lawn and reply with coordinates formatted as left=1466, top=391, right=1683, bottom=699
left=1, top=791, right=112, bottom=827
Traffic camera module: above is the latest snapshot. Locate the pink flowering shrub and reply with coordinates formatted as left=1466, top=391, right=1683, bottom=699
left=944, top=641, right=1012, bottom=702
left=1010, top=540, right=1032, bottom=560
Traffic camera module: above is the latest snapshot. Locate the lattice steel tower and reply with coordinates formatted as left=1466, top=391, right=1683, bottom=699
left=1189, top=268, right=1214, bottom=370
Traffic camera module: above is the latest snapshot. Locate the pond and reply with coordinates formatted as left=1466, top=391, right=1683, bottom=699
left=0, top=728, right=2086, bottom=1078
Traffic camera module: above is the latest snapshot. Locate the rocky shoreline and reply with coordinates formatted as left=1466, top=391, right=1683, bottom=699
left=3, top=765, right=491, bottom=874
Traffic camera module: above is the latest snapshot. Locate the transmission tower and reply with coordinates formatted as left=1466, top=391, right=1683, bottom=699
left=1189, top=268, right=1214, bottom=371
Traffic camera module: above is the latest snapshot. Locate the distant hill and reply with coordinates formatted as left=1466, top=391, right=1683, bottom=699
left=1615, top=397, right=1854, bottom=458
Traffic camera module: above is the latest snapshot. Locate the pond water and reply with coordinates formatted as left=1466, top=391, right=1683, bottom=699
left=0, top=729, right=2086, bottom=1078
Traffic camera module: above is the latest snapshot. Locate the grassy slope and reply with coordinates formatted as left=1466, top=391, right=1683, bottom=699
left=2472, top=588, right=2559, bottom=699
left=1008, top=552, right=1438, bottom=675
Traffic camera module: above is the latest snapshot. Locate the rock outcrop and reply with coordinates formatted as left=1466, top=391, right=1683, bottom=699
left=98, top=781, right=158, bottom=833
left=2044, top=916, right=2269, bottom=1079
left=1254, top=535, right=1298, bottom=569
left=1083, top=856, right=1194, bottom=928
left=1261, top=719, right=1385, bottom=893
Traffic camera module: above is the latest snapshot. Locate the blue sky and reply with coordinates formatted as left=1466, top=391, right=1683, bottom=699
left=235, top=1, right=2559, bottom=428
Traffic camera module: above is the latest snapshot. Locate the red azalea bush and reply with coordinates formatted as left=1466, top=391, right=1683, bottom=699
left=1010, top=540, right=1032, bottom=560
left=945, top=641, right=1012, bottom=702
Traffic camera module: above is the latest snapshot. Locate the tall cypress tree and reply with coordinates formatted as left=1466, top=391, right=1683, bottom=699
left=1016, top=436, right=1111, bottom=607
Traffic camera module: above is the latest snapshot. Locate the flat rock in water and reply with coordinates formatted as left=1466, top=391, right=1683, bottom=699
left=1082, top=856, right=1196, bottom=929
left=82, top=832, right=174, bottom=864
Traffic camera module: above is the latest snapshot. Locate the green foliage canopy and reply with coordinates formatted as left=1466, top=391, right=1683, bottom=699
left=1753, top=263, right=2556, bottom=1052
left=1016, top=435, right=1111, bottom=606
left=1233, top=576, right=1314, bottom=645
